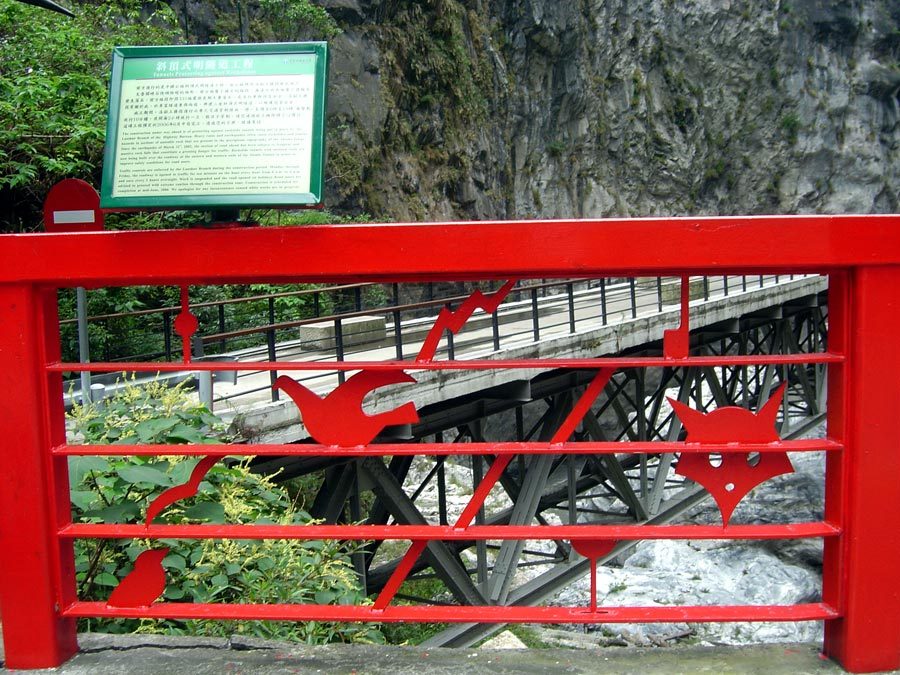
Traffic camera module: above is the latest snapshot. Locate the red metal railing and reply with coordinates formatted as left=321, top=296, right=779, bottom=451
left=0, top=215, right=899, bottom=672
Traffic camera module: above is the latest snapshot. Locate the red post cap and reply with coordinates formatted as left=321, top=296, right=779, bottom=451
left=43, top=179, right=104, bottom=233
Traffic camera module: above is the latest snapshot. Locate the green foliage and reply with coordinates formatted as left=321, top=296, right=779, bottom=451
left=668, top=95, right=695, bottom=133
left=69, top=377, right=228, bottom=446
left=0, top=0, right=343, bottom=230
left=631, top=68, right=645, bottom=106
left=379, top=0, right=492, bottom=157
left=546, top=140, right=566, bottom=158
left=246, top=282, right=335, bottom=318
left=255, top=209, right=369, bottom=226
left=0, top=0, right=181, bottom=231
left=377, top=578, right=448, bottom=645
left=380, top=618, right=447, bottom=646
left=608, top=581, right=628, bottom=594
left=104, top=210, right=210, bottom=231
left=505, top=625, right=550, bottom=648
left=58, top=284, right=184, bottom=363
left=704, top=158, right=727, bottom=181
left=69, top=378, right=382, bottom=644
left=780, top=112, right=801, bottom=144
left=473, top=624, right=549, bottom=649
left=325, top=137, right=367, bottom=199
left=255, top=0, right=340, bottom=41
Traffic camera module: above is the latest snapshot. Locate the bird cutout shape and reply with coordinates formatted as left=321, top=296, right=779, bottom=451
left=274, top=370, right=419, bottom=447
left=416, top=280, right=518, bottom=362
left=107, top=548, right=169, bottom=608
left=145, top=455, right=220, bottom=526
left=668, top=383, right=793, bottom=526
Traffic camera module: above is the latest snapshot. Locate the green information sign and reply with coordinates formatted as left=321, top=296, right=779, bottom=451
left=100, top=43, right=328, bottom=210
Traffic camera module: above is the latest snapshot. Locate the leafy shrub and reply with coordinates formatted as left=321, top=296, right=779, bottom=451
left=780, top=113, right=801, bottom=144
left=0, top=0, right=181, bottom=231
left=68, top=377, right=224, bottom=446
left=69, top=378, right=382, bottom=644
left=256, top=0, right=341, bottom=41
left=0, top=0, right=344, bottom=231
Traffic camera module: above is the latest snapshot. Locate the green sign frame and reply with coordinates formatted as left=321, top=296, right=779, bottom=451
left=100, top=42, right=329, bottom=210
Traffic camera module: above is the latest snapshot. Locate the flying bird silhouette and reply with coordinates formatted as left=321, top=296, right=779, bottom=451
left=274, top=370, right=419, bottom=447
left=669, top=383, right=793, bottom=525
left=145, top=455, right=220, bottom=526
left=106, top=548, right=169, bottom=608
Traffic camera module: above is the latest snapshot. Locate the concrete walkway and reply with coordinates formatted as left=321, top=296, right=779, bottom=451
left=1, top=634, right=881, bottom=674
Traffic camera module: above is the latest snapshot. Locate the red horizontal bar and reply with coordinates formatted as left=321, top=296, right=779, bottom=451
left=53, top=439, right=843, bottom=457
left=63, top=601, right=839, bottom=623
left=47, top=353, right=843, bottom=373
left=2, top=215, right=899, bottom=286
left=59, top=522, right=840, bottom=541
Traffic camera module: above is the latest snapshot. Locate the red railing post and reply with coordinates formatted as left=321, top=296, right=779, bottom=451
left=823, top=267, right=900, bottom=673
left=0, top=285, right=78, bottom=668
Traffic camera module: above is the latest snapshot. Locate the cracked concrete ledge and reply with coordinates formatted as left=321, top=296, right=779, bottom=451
left=0, top=634, right=870, bottom=674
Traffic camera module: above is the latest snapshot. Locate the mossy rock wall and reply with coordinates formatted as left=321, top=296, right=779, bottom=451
left=179, top=0, right=899, bottom=221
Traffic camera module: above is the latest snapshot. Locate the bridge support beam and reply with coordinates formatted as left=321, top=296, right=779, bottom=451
left=824, top=268, right=900, bottom=673
left=360, top=457, right=486, bottom=606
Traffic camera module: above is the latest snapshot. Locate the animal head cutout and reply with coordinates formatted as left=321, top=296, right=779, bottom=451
left=668, top=383, right=794, bottom=525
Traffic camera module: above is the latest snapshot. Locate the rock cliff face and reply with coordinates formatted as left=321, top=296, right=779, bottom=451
left=318, top=0, right=898, bottom=220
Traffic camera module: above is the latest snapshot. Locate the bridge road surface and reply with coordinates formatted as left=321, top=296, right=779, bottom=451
left=201, top=275, right=826, bottom=442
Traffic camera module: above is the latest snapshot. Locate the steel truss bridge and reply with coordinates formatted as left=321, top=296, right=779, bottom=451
left=251, top=280, right=828, bottom=647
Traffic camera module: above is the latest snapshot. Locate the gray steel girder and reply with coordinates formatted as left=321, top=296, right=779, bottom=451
left=360, top=457, right=486, bottom=606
